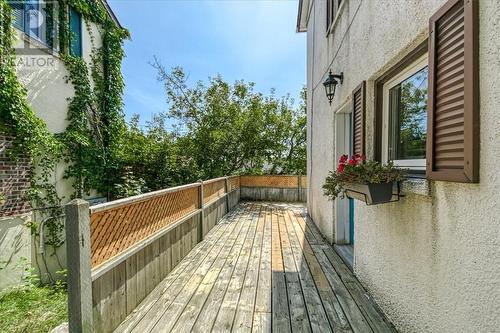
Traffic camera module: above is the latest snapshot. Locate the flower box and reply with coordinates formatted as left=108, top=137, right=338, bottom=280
left=323, top=154, right=407, bottom=205
left=344, top=181, right=396, bottom=205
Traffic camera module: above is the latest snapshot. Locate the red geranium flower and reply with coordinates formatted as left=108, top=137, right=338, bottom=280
left=348, top=159, right=357, bottom=166
left=337, top=164, right=345, bottom=173
left=352, top=154, right=366, bottom=163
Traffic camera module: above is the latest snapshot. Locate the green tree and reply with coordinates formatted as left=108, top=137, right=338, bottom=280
left=152, top=59, right=306, bottom=180
left=120, top=113, right=197, bottom=191
left=113, top=62, right=307, bottom=193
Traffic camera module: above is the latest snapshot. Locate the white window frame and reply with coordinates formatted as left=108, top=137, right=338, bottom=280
left=382, top=54, right=428, bottom=170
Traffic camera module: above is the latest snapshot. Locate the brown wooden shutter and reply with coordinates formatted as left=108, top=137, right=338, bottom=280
left=352, top=81, right=366, bottom=156
left=427, top=0, right=479, bottom=182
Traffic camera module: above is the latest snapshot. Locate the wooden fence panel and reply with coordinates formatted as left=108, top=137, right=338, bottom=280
left=202, top=196, right=227, bottom=239
left=228, top=188, right=240, bottom=210
left=203, top=178, right=226, bottom=205
left=300, top=176, right=307, bottom=188
left=239, top=175, right=306, bottom=202
left=91, top=214, right=200, bottom=333
left=228, top=176, right=241, bottom=191
left=90, top=185, right=200, bottom=268
left=240, top=175, right=299, bottom=188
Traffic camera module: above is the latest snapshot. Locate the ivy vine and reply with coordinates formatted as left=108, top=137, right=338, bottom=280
left=1, top=1, right=64, bottom=246
left=0, top=0, right=129, bottom=248
left=60, top=0, right=129, bottom=200
left=60, top=1, right=129, bottom=199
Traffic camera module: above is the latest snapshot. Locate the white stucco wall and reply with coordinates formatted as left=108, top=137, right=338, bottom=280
left=13, top=19, right=103, bottom=201
left=0, top=214, right=31, bottom=289
left=304, top=0, right=500, bottom=331
left=306, top=0, right=335, bottom=243
left=1, top=19, right=105, bottom=289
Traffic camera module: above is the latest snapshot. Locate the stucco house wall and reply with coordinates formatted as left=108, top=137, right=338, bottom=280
left=0, top=214, right=31, bottom=290
left=1, top=16, right=106, bottom=289
left=13, top=19, right=103, bottom=200
left=302, top=0, right=500, bottom=331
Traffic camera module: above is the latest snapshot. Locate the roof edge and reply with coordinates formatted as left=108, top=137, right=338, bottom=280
left=296, top=0, right=310, bottom=33
left=101, top=0, right=123, bottom=29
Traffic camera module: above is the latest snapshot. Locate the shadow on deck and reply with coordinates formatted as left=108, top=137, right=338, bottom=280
left=112, top=202, right=396, bottom=333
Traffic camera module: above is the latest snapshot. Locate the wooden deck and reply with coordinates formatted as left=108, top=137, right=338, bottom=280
left=114, top=202, right=396, bottom=333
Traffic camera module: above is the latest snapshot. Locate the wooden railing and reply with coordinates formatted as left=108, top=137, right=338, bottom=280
left=240, top=175, right=307, bottom=202
left=90, top=184, right=200, bottom=268
left=64, top=175, right=304, bottom=333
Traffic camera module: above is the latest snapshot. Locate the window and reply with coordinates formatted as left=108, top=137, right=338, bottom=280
left=382, top=54, right=428, bottom=170
left=25, top=0, right=40, bottom=39
left=326, top=0, right=342, bottom=32
left=8, top=0, right=59, bottom=51
left=69, top=7, right=82, bottom=57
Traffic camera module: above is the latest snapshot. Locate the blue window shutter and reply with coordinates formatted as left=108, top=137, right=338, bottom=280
left=8, top=1, right=24, bottom=31
left=69, top=7, right=82, bottom=57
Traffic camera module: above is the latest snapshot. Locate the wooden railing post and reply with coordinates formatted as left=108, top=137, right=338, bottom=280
left=237, top=175, right=241, bottom=203
left=198, top=180, right=204, bottom=241
left=65, top=199, right=93, bottom=333
left=298, top=175, right=301, bottom=202
left=224, top=176, right=229, bottom=210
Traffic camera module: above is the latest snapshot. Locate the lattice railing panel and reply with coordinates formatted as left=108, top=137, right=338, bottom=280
left=300, top=176, right=307, bottom=188
left=228, top=176, right=240, bottom=192
left=90, top=186, right=200, bottom=268
left=203, top=179, right=226, bottom=205
left=240, top=175, right=300, bottom=188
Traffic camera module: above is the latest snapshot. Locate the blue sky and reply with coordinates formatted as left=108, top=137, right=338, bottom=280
left=107, top=0, right=306, bottom=127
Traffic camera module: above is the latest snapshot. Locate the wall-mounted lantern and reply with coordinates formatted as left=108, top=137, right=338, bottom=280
left=323, top=70, right=344, bottom=104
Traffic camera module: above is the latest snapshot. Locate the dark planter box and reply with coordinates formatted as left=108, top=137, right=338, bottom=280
left=344, top=182, right=396, bottom=205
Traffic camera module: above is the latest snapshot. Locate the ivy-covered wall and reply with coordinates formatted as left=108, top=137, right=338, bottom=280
left=0, top=0, right=129, bottom=286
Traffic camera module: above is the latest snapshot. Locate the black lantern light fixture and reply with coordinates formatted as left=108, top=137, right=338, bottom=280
left=323, top=70, right=344, bottom=104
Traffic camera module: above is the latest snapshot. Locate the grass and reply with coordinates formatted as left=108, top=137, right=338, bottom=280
left=0, top=284, right=67, bottom=333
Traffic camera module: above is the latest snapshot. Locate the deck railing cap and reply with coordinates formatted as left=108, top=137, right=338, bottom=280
left=90, top=182, right=201, bottom=214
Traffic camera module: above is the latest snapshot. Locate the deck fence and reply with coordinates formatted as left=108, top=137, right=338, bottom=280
left=240, top=175, right=307, bottom=202
left=65, top=175, right=305, bottom=333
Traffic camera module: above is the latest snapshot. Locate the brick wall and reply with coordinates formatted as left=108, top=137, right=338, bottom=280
left=0, top=135, right=31, bottom=217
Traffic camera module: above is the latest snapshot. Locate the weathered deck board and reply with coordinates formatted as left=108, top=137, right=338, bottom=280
left=150, top=204, right=250, bottom=332
left=270, top=207, right=291, bottom=333
left=115, top=202, right=396, bottom=333
left=287, top=209, right=354, bottom=332
left=232, top=205, right=265, bottom=332
left=252, top=206, right=272, bottom=333
left=132, top=207, right=243, bottom=332
left=282, top=207, right=333, bottom=333
left=277, top=207, right=311, bottom=333
left=113, top=207, right=243, bottom=333
left=173, top=206, right=253, bottom=333
left=211, top=204, right=260, bottom=332
left=190, top=205, right=256, bottom=333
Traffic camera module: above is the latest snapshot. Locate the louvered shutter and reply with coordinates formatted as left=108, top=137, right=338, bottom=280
left=427, top=0, right=479, bottom=183
left=352, top=81, right=365, bottom=156
left=9, top=1, right=24, bottom=30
